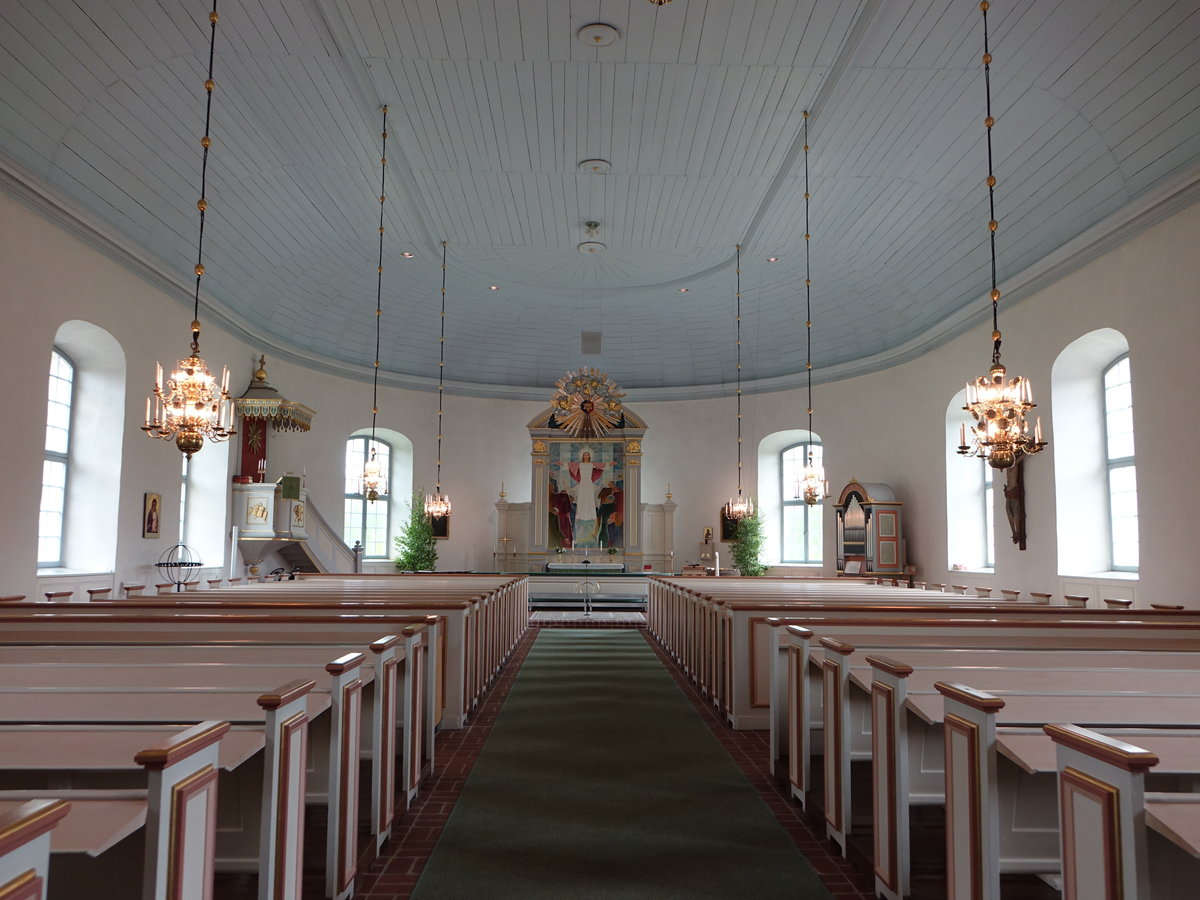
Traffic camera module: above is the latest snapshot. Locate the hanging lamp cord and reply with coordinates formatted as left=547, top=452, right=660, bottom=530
left=735, top=243, right=743, bottom=499
left=370, top=105, right=389, bottom=448
left=190, top=0, right=220, bottom=354
left=803, top=111, right=813, bottom=440
left=435, top=240, right=448, bottom=497
left=982, top=1, right=1002, bottom=366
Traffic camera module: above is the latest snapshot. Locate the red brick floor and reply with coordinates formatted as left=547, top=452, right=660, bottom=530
left=357, top=623, right=875, bottom=899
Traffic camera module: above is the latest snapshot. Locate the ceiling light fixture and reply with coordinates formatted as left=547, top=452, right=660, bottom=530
left=424, top=241, right=452, bottom=521
left=142, top=0, right=235, bottom=459
left=678, top=288, right=689, bottom=293
left=578, top=159, right=611, bottom=175
left=401, top=251, right=414, bottom=259
left=767, top=257, right=779, bottom=263
left=798, top=111, right=828, bottom=506
left=577, top=23, right=619, bottom=47
left=724, top=245, right=754, bottom=522
left=957, top=1, right=1046, bottom=469
left=362, top=105, right=390, bottom=502
left=489, top=285, right=499, bottom=291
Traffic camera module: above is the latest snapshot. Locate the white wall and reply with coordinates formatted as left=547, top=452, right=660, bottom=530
left=2, top=190, right=1196, bottom=604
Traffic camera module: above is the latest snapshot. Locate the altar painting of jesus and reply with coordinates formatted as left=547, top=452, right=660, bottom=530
left=548, top=442, right=624, bottom=550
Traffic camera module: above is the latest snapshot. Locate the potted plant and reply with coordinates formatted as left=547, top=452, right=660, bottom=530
left=393, top=490, right=438, bottom=572
left=730, top=511, right=767, bottom=576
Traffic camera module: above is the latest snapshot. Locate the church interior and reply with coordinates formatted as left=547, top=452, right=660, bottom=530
left=2, top=1, right=1199, bottom=898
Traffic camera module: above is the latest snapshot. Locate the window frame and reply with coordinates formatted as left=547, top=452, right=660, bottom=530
left=1102, top=353, right=1137, bottom=572
left=179, top=454, right=191, bottom=545
left=344, top=435, right=392, bottom=559
left=778, top=440, right=823, bottom=565
left=982, top=460, right=995, bottom=570
left=38, top=347, right=75, bottom=568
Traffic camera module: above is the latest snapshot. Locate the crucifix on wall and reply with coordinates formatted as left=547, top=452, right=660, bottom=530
left=1003, top=459, right=1027, bottom=551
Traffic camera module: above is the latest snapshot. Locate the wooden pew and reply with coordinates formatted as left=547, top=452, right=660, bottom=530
left=938, top=686, right=1200, bottom=900
left=105, top=576, right=528, bottom=727
left=776, top=620, right=1200, bottom=898
left=0, top=668, right=329, bottom=898
left=1043, top=724, right=1200, bottom=900
left=0, top=628, right=429, bottom=899
left=646, top=575, right=1067, bottom=728
left=0, top=798, right=70, bottom=899
left=1, top=722, right=231, bottom=900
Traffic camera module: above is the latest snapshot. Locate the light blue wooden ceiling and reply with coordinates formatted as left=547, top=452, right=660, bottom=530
left=2, top=0, right=1198, bottom=393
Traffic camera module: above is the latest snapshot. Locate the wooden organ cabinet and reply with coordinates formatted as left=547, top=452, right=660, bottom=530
left=835, top=480, right=905, bottom=576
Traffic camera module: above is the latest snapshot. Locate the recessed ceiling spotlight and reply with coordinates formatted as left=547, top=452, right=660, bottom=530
left=401, top=251, right=414, bottom=258
left=766, top=256, right=779, bottom=262
left=489, top=285, right=500, bottom=291
left=678, top=288, right=689, bottom=293
left=578, top=159, right=611, bottom=175
left=577, top=23, right=619, bottom=48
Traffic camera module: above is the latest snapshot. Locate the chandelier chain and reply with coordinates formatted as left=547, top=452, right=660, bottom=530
left=436, top=240, right=448, bottom=494
left=956, top=0, right=1046, bottom=470
left=141, top=0, right=234, bottom=457
left=371, top=105, right=388, bottom=445
left=983, top=0, right=1001, bottom=362
left=803, top=111, right=812, bottom=439
left=735, top=243, right=743, bottom=499
left=192, top=0, right=219, bottom=341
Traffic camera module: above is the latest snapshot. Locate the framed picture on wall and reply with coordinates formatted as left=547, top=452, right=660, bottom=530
left=429, top=514, right=449, bottom=540
left=720, top=510, right=738, bottom=541
left=143, top=492, right=162, bottom=539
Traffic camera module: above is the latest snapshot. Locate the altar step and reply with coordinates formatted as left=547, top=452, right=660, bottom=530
left=529, top=594, right=647, bottom=612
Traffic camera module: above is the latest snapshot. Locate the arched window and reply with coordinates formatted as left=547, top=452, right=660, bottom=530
left=344, top=436, right=392, bottom=558
left=39, top=321, right=125, bottom=574
left=757, top=430, right=824, bottom=566
left=1103, top=355, right=1137, bottom=570
left=38, top=349, right=75, bottom=567
left=945, top=389, right=994, bottom=571
left=779, top=441, right=823, bottom=564
left=1052, top=328, right=1137, bottom=576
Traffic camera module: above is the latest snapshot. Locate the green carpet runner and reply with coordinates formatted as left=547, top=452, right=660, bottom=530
left=412, top=629, right=832, bottom=899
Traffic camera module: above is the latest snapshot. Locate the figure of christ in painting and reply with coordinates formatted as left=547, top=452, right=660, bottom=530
left=567, top=450, right=606, bottom=547
left=548, top=477, right=574, bottom=549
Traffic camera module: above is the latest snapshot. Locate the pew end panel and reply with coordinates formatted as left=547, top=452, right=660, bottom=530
left=134, top=720, right=230, bottom=900
left=0, top=798, right=70, bottom=899
left=1045, top=724, right=1158, bottom=900
left=256, top=679, right=314, bottom=900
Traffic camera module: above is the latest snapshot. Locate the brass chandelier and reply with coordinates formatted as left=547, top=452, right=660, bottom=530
left=424, top=241, right=452, bottom=520
left=142, top=0, right=234, bottom=458
left=724, top=245, right=754, bottom=521
left=957, top=1, right=1046, bottom=469
left=798, top=110, right=827, bottom=506
left=363, top=105, right=390, bottom=502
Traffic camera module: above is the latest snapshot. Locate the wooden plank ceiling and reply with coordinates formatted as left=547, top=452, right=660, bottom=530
left=1, top=0, right=1198, bottom=392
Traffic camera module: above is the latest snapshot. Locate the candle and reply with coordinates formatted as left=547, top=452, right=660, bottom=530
left=1035, top=417, right=1042, bottom=443
left=960, top=422, right=966, bottom=447
left=145, top=396, right=151, bottom=425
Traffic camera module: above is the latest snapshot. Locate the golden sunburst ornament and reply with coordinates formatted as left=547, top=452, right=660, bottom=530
left=551, top=368, right=626, bottom=439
